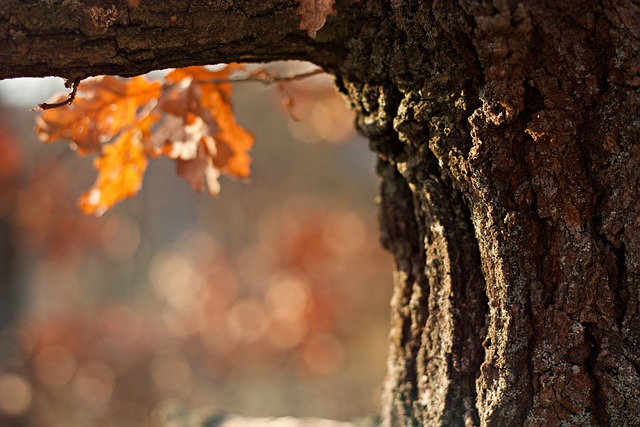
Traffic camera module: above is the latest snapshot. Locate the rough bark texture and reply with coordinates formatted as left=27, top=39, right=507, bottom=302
left=2, top=1, right=640, bottom=426
left=0, top=0, right=357, bottom=80
left=335, top=1, right=640, bottom=426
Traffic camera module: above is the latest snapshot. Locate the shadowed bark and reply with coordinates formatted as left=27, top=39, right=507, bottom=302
left=2, top=1, right=640, bottom=426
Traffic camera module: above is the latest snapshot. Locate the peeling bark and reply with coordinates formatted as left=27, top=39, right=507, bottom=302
left=2, top=1, right=640, bottom=426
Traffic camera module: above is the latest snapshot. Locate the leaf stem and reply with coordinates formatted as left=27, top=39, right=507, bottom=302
left=35, top=79, right=81, bottom=110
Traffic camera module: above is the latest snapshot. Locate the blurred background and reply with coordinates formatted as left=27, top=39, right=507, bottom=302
left=0, top=62, right=394, bottom=427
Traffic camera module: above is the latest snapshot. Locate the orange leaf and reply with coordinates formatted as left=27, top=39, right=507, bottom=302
left=78, top=113, right=157, bottom=216
left=165, top=65, right=242, bottom=101
left=37, top=76, right=161, bottom=154
left=296, top=0, right=337, bottom=39
left=209, top=99, right=253, bottom=177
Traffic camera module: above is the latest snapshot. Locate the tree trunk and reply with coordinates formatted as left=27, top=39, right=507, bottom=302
left=336, top=1, right=640, bottom=425
left=2, top=1, right=640, bottom=426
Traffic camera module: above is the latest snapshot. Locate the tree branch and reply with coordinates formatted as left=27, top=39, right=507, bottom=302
left=0, top=0, right=358, bottom=81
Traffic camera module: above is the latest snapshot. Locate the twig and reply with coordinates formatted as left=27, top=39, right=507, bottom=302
left=33, top=68, right=324, bottom=111
left=35, top=78, right=81, bottom=110
left=193, top=68, right=325, bottom=85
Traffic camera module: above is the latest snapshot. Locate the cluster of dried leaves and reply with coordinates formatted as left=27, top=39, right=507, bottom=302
left=36, top=66, right=253, bottom=216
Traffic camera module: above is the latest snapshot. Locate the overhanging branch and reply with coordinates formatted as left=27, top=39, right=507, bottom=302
left=0, top=0, right=357, bottom=81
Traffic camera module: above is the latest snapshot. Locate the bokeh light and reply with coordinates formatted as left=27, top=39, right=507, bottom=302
left=302, top=334, right=346, bottom=376
left=150, top=350, right=193, bottom=397
left=33, top=345, right=77, bottom=388
left=0, top=373, right=32, bottom=417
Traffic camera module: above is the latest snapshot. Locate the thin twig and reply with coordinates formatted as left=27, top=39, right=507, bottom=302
left=34, top=68, right=324, bottom=111
left=36, top=78, right=81, bottom=110
left=193, top=68, right=325, bottom=85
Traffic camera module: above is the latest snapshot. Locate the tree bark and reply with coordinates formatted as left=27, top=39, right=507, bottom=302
left=0, top=0, right=358, bottom=80
left=339, top=1, right=640, bottom=425
left=2, top=1, right=640, bottom=426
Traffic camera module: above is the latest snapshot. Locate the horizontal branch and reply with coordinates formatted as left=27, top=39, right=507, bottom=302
left=0, top=0, right=359, bottom=81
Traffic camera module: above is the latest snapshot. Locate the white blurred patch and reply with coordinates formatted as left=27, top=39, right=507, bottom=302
left=0, top=77, right=66, bottom=107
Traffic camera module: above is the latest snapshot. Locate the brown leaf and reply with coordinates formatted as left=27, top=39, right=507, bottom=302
left=162, top=115, right=213, bottom=160
left=161, top=113, right=222, bottom=195
left=175, top=142, right=221, bottom=196
left=296, top=0, right=337, bottom=39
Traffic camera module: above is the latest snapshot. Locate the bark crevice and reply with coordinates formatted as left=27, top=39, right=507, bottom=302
left=584, top=323, right=607, bottom=427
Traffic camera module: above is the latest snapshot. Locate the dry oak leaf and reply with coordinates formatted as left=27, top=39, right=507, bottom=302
left=161, top=114, right=214, bottom=161
left=36, top=76, right=162, bottom=154
left=296, top=0, right=337, bottom=38
left=155, top=113, right=222, bottom=195
left=176, top=140, right=222, bottom=196
left=162, top=66, right=254, bottom=181
left=78, top=113, right=158, bottom=216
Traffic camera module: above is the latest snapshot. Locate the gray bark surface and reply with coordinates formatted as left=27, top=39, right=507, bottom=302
left=2, top=1, right=640, bottom=426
